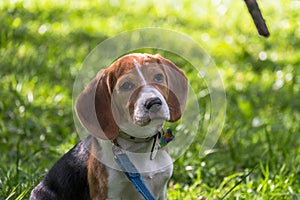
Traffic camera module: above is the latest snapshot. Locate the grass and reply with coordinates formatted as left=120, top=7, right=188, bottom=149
left=1, top=0, right=300, bottom=199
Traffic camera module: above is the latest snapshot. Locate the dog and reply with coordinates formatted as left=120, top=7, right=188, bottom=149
left=30, top=53, right=187, bottom=200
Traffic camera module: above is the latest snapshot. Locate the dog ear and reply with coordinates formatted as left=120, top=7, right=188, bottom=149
left=75, top=70, right=119, bottom=140
left=156, top=55, right=188, bottom=122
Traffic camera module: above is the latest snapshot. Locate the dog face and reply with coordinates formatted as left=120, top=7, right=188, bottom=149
left=111, top=59, right=171, bottom=138
left=76, top=53, right=187, bottom=140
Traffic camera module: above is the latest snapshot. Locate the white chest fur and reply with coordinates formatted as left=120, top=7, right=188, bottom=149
left=98, top=137, right=173, bottom=200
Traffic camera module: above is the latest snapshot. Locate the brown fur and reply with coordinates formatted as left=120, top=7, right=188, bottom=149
left=87, top=137, right=108, bottom=200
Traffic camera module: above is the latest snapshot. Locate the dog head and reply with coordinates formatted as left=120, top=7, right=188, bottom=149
left=76, top=53, right=187, bottom=140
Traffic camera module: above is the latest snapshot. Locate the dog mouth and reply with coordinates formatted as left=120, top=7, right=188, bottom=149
left=134, top=116, right=151, bottom=126
left=132, top=103, right=170, bottom=127
left=133, top=115, right=168, bottom=127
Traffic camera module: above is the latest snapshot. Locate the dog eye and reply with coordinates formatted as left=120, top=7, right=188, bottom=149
left=153, top=73, right=164, bottom=83
left=120, top=81, right=135, bottom=91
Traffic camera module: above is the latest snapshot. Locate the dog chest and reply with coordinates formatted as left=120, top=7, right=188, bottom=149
left=106, top=150, right=173, bottom=199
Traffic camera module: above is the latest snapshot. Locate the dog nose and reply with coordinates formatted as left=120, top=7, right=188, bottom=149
left=144, top=97, right=162, bottom=112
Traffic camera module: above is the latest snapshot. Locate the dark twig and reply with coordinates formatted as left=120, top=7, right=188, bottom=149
left=221, top=166, right=257, bottom=199
left=244, top=0, right=270, bottom=37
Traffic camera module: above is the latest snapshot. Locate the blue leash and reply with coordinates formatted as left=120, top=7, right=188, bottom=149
left=113, top=144, right=156, bottom=200
left=112, top=129, right=175, bottom=200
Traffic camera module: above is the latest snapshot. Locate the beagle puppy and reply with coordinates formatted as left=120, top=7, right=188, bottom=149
left=30, top=53, right=187, bottom=200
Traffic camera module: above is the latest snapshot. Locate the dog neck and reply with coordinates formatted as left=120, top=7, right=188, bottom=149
left=114, top=129, right=161, bottom=154
left=118, top=131, right=155, bottom=143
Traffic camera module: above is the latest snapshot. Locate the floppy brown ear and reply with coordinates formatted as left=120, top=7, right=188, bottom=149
left=75, top=70, right=119, bottom=140
left=157, top=55, right=188, bottom=122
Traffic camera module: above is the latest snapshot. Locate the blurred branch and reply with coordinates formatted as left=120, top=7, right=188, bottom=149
left=244, top=0, right=270, bottom=37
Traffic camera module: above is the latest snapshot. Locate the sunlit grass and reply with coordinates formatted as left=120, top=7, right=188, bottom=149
left=1, top=0, right=300, bottom=199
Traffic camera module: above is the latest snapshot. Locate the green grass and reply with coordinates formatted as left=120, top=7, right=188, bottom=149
left=1, top=0, right=300, bottom=199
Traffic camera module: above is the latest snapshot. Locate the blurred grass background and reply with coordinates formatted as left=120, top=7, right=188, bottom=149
left=1, top=0, right=300, bottom=199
